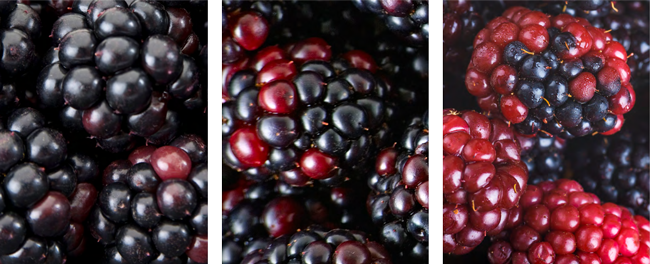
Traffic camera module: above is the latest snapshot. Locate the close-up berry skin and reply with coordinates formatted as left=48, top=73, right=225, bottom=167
left=223, top=37, right=403, bottom=186
left=486, top=179, right=650, bottom=264
left=465, top=6, right=636, bottom=138
left=443, top=109, right=529, bottom=255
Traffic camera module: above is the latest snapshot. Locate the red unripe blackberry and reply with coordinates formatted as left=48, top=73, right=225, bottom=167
left=484, top=179, right=650, bottom=264
left=443, top=109, right=528, bottom=255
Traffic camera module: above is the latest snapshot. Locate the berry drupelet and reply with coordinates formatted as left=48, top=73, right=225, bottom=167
left=367, top=111, right=428, bottom=262
left=516, top=132, right=566, bottom=185
left=0, top=107, right=100, bottom=263
left=222, top=177, right=372, bottom=264
left=35, top=0, right=205, bottom=153
left=352, top=0, right=428, bottom=47
left=486, top=179, right=650, bottom=264
left=239, top=225, right=395, bottom=264
left=90, top=143, right=208, bottom=263
left=443, top=109, right=529, bottom=255
left=465, top=7, right=636, bottom=138
left=223, top=37, right=399, bottom=185
left=568, top=125, right=649, bottom=219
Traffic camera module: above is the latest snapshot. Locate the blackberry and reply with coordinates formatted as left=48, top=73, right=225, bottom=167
left=368, top=111, right=428, bottom=263
left=516, top=133, right=566, bottom=185
left=485, top=179, right=650, bottom=264
left=238, top=225, right=395, bottom=264
left=222, top=177, right=372, bottom=264
left=222, top=37, right=400, bottom=185
left=568, top=124, right=650, bottom=218
left=352, top=0, right=428, bottom=47
left=35, top=0, right=206, bottom=153
left=89, top=143, right=208, bottom=263
left=0, top=107, right=99, bottom=263
left=442, top=109, right=529, bottom=255
left=465, top=7, right=636, bottom=138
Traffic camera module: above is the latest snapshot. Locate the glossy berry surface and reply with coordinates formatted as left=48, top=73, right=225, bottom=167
left=486, top=179, right=649, bottom=264
left=443, top=109, right=528, bottom=256
left=222, top=37, right=402, bottom=186
left=90, top=143, right=208, bottom=263
left=466, top=7, right=636, bottom=138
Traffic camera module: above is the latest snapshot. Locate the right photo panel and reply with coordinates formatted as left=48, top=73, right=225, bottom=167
left=223, top=1, right=429, bottom=264
left=443, top=1, right=650, bottom=263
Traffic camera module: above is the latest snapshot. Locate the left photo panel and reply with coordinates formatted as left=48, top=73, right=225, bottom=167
left=0, top=1, right=209, bottom=264
left=222, top=1, right=429, bottom=263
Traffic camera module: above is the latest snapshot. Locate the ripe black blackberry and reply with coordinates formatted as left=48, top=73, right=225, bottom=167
left=352, top=0, right=428, bottom=47
left=367, top=111, right=428, bottom=263
left=0, top=107, right=100, bottom=263
left=568, top=125, right=650, bottom=219
left=35, top=0, right=206, bottom=153
left=239, top=225, right=395, bottom=264
left=516, top=132, right=566, bottom=185
left=466, top=7, right=636, bottom=139
left=223, top=37, right=403, bottom=186
left=90, top=142, right=208, bottom=263
left=222, top=177, right=373, bottom=264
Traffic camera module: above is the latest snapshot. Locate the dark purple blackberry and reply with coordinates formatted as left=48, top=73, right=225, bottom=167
left=222, top=175, right=373, bottom=264
left=35, top=1, right=206, bottom=153
left=238, top=225, right=394, bottom=264
left=89, top=144, right=207, bottom=263
left=0, top=107, right=100, bottom=263
left=367, top=111, right=428, bottom=263
left=223, top=37, right=401, bottom=186
left=568, top=124, right=650, bottom=218
left=352, top=0, right=428, bottom=47
left=516, top=133, right=566, bottom=185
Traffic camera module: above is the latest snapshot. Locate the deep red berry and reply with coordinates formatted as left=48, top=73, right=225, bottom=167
left=257, top=81, right=298, bottom=114
left=230, top=11, right=268, bottom=51
left=229, top=127, right=270, bottom=167
left=262, top=197, right=306, bottom=237
left=290, top=37, right=332, bottom=65
left=150, top=146, right=192, bottom=181
left=299, top=148, right=336, bottom=179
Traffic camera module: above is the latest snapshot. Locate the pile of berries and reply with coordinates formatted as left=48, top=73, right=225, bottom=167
left=444, top=1, right=650, bottom=263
